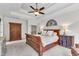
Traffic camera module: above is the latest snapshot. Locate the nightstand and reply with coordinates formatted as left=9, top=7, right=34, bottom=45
left=59, top=35, right=74, bottom=48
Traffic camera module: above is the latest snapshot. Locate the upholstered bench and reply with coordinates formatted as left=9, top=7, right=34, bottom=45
left=71, top=48, right=79, bottom=56
left=75, top=44, right=79, bottom=48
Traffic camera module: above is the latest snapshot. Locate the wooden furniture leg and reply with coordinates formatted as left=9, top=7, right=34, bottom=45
left=39, top=45, right=43, bottom=56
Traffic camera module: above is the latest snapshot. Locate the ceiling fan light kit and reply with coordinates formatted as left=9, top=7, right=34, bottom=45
left=34, top=12, right=40, bottom=15
left=28, top=3, right=45, bottom=16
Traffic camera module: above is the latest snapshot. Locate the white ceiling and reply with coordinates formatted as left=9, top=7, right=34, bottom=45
left=0, top=3, right=79, bottom=20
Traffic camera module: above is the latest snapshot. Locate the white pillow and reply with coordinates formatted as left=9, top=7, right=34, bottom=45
left=47, top=31, right=53, bottom=36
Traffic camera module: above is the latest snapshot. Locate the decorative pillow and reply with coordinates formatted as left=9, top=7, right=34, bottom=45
left=42, top=31, right=47, bottom=36
left=47, top=31, right=54, bottom=36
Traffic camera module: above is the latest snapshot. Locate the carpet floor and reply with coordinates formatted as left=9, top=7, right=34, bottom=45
left=5, top=41, right=72, bottom=56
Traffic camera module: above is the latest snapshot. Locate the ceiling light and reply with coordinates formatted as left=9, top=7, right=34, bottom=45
left=34, top=12, right=40, bottom=15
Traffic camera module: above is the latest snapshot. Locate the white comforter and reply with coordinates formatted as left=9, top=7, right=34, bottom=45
left=40, top=35, right=58, bottom=47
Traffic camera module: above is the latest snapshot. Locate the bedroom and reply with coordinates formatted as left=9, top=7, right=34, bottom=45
left=0, top=3, right=79, bottom=56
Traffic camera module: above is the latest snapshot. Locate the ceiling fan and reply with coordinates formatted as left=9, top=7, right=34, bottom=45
left=28, top=3, right=45, bottom=16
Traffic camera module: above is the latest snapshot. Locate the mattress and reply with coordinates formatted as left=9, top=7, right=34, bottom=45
left=40, top=35, right=58, bottom=47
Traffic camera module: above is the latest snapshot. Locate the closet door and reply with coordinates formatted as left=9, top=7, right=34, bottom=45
left=9, top=23, right=22, bottom=41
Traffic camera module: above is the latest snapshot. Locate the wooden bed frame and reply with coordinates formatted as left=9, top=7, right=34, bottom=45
left=25, top=29, right=60, bottom=56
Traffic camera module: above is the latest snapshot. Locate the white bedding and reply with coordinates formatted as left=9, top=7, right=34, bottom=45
left=40, top=35, right=59, bottom=47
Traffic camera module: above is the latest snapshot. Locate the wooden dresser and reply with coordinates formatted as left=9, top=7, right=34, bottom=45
left=59, top=35, right=74, bottom=48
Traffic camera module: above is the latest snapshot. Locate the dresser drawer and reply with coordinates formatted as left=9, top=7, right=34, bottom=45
left=59, top=35, right=74, bottom=48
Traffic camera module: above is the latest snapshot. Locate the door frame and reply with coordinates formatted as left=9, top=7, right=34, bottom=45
left=9, top=22, right=22, bottom=41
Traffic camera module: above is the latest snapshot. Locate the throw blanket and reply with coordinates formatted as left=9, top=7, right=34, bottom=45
left=40, top=35, right=58, bottom=47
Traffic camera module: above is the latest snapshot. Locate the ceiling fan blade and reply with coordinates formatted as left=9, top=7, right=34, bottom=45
left=30, top=6, right=35, bottom=10
left=28, top=11, right=34, bottom=13
left=39, top=7, right=45, bottom=11
left=39, top=12, right=45, bottom=14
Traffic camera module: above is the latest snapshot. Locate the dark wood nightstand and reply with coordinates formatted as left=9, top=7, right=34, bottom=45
left=59, top=35, right=74, bottom=48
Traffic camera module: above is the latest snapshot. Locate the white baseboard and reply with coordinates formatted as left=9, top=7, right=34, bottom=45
left=6, top=39, right=26, bottom=45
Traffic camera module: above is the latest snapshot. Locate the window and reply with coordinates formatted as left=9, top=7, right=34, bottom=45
left=46, top=19, right=58, bottom=26
left=0, top=19, right=3, bottom=36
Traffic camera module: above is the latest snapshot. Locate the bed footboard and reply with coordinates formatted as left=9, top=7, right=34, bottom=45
left=25, top=34, right=43, bottom=56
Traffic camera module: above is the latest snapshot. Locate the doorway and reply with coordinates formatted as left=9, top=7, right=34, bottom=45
left=9, top=23, right=22, bottom=41
left=31, top=25, right=37, bottom=35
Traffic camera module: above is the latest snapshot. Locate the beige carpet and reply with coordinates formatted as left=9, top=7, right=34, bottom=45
left=5, top=41, right=72, bottom=56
